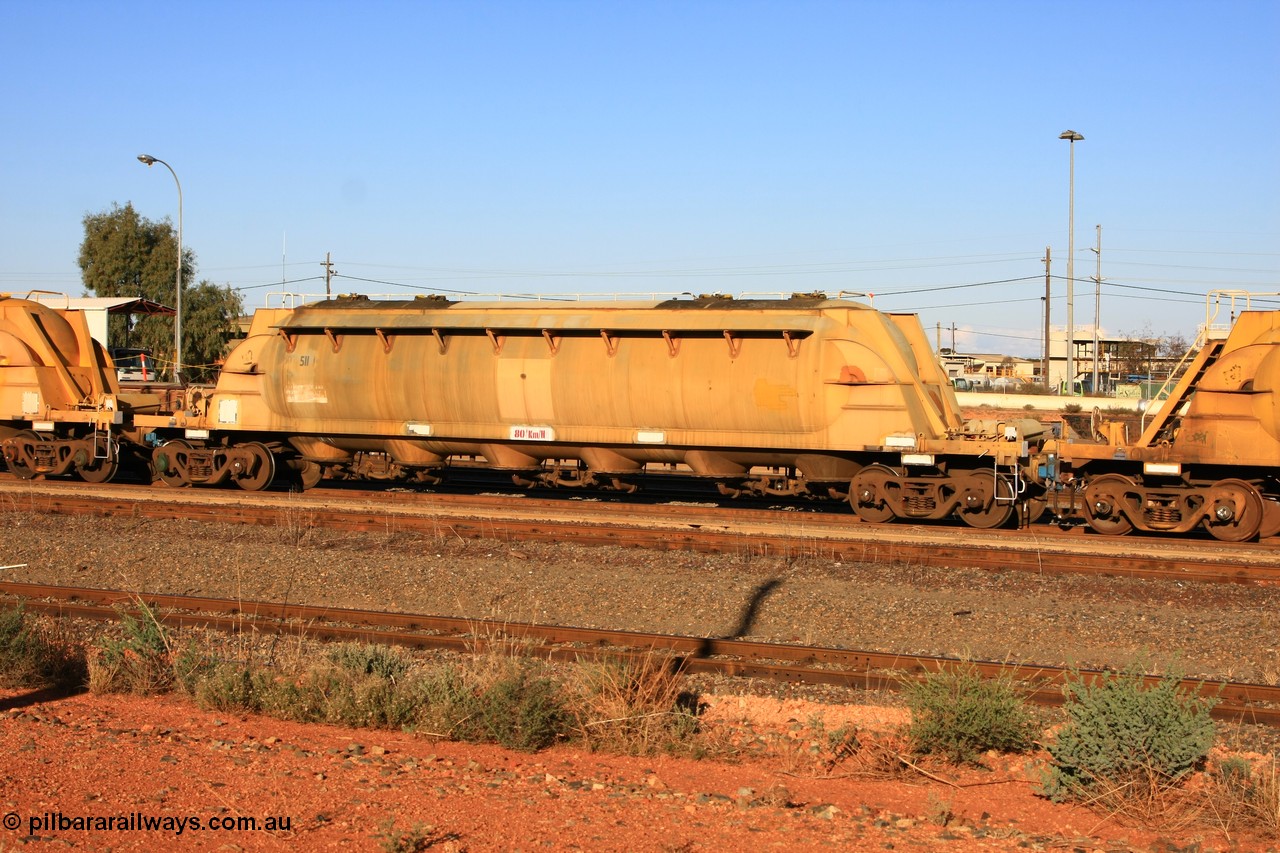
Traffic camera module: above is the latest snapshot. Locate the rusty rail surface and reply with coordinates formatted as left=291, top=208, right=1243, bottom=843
left=1, top=478, right=1278, bottom=584
left=3, top=581, right=1277, bottom=726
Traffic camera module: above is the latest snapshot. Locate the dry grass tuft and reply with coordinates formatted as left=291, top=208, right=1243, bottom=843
left=567, top=651, right=700, bottom=755
left=1194, top=754, right=1280, bottom=840
left=764, top=714, right=912, bottom=781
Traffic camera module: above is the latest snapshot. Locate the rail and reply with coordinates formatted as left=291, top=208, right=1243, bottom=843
left=1, top=479, right=1278, bottom=584
left=3, top=581, right=1277, bottom=725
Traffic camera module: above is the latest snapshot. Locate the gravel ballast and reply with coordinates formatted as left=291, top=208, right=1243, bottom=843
left=2, top=510, right=1276, bottom=685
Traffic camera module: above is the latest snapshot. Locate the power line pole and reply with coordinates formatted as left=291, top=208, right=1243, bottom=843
left=321, top=252, right=337, bottom=298
left=1090, top=225, right=1102, bottom=396
left=1043, top=246, right=1052, bottom=393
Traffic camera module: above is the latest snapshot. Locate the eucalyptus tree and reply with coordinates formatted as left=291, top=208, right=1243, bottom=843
left=78, top=202, right=242, bottom=382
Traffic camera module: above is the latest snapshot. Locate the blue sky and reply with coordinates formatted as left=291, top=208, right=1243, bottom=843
left=2, top=0, right=1276, bottom=356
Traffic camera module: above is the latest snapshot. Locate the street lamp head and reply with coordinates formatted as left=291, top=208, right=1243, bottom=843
left=1059, top=130, right=1084, bottom=142
left=134, top=152, right=182, bottom=383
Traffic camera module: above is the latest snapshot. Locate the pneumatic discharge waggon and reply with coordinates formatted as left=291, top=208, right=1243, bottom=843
left=2, top=290, right=1277, bottom=541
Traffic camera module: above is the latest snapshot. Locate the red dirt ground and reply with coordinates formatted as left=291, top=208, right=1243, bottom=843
left=2, top=687, right=1271, bottom=851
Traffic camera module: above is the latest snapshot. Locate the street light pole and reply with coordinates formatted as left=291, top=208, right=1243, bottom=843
left=1059, top=130, right=1083, bottom=394
left=137, top=154, right=183, bottom=384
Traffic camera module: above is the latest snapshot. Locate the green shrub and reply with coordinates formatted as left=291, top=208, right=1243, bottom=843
left=475, top=668, right=569, bottom=751
left=468, top=660, right=568, bottom=747
left=173, top=642, right=218, bottom=696
left=1040, top=669, right=1217, bottom=802
left=422, top=660, right=569, bottom=751
left=196, top=663, right=264, bottom=712
left=904, top=664, right=1037, bottom=765
left=1217, top=754, right=1252, bottom=785
left=375, top=671, right=439, bottom=728
left=209, top=654, right=429, bottom=729
left=328, top=643, right=410, bottom=681
left=263, top=667, right=358, bottom=723
left=413, top=664, right=474, bottom=733
left=327, top=673, right=405, bottom=728
left=0, top=604, right=85, bottom=689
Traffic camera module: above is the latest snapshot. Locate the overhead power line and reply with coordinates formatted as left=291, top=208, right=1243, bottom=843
left=235, top=276, right=325, bottom=291
left=876, top=276, right=1041, bottom=297
left=334, top=274, right=477, bottom=295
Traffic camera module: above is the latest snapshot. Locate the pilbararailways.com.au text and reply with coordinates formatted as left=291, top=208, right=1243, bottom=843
left=8, top=811, right=292, bottom=836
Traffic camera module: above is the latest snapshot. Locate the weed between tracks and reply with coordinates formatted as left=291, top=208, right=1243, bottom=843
left=0, top=482, right=42, bottom=516
left=278, top=498, right=318, bottom=548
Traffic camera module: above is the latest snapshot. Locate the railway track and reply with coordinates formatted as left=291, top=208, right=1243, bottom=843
left=2, top=478, right=1278, bottom=585
left=3, top=580, right=1278, bottom=727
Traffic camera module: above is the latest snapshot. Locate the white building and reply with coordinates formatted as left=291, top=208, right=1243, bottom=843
left=25, top=295, right=173, bottom=350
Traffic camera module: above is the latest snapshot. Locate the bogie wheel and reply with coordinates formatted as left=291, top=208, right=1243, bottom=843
left=1083, top=473, right=1136, bottom=535
left=955, top=471, right=1016, bottom=529
left=298, top=460, right=322, bottom=490
left=848, top=464, right=897, bottom=524
left=153, top=440, right=193, bottom=488
left=78, top=455, right=119, bottom=484
left=1204, top=479, right=1264, bottom=542
left=279, top=457, right=323, bottom=490
left=3, top=430, right=42, bottom=479
left=77, top=436, right=119, bottom=484
left=1261, top=497, right=1280, bottom=539
left=1021, top=497, right=1049, bottom=526
left=235, top=442, right=276, bottom=491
